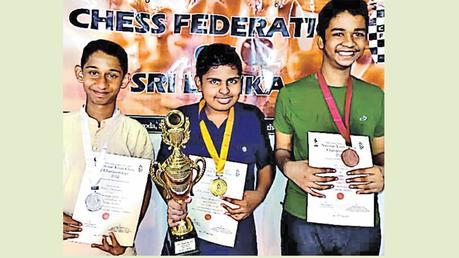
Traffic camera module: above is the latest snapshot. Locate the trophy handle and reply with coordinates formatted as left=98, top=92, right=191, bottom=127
left=189, top=157, right=206, bottom=196
left=150, top=161, right=171, bottom=200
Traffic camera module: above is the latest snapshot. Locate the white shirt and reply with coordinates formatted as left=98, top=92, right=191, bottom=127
left=63, top=110, right=154, bottom=256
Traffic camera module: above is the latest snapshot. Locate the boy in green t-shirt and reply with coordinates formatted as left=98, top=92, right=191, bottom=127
left=274, top=0, right=384, bottom=255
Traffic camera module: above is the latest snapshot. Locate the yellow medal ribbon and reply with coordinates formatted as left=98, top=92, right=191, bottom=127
left=198, top=100, right=234, bottom=175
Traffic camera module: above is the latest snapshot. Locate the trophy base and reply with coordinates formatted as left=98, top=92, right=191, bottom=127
left=164, top=226, right=200, bottom=256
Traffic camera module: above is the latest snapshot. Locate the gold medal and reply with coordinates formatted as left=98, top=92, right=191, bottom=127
left=210, top=177, right=228, bottom=197
left=199, top=100, right=234, bottom=197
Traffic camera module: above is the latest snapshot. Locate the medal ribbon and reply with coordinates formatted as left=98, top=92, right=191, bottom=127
left=198, top=100, right=234, bottom=176
left=317, top=72, right=353, bottom=145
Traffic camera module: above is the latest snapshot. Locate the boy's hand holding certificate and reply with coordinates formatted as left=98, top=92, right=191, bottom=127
left=307, top=132, right=375, bottom=227
left=72, top=153, right=151, bottom=246
left=188, top=155, right=247, bottom=247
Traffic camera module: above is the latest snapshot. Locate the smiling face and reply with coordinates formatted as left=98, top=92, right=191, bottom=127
left=75, top=50, right=129, bottom=108
left=195, top=65, right=241, bottom=115
left=318, top=11, right=367, bottom=70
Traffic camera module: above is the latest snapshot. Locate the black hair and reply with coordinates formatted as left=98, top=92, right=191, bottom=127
left=80, top=39, right=128, bottom=75
left=195, top=43, right=242, bottom=79
left=316, top=0, right=369, bottom=41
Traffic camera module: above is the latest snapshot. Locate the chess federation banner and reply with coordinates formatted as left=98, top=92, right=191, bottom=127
left=63, top=0, right=385, bottom=133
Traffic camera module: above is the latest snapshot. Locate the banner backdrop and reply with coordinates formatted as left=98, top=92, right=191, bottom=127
left=64, top=0, right=384, bottom=132
left=64, top=0, right=385, bottom=255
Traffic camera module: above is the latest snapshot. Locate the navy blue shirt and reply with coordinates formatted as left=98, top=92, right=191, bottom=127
left=157, top=102, right=273, bottom=255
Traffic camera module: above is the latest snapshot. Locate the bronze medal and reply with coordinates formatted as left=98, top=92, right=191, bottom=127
left=317, top=72, right=360, bottom=167
left=341, top=148, right=360, bottom=167
left=209, top=177, right=228, bottom=197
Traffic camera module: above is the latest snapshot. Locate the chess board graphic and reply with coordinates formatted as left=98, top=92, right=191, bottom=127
left=368, top=2, right=385, bottom=64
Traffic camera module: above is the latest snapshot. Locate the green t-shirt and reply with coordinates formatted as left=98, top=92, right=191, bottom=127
left=273, top=74, right=384, bottom=221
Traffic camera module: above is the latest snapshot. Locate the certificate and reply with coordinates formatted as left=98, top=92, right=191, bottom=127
left=72, top=153, right=151, bottom=246
left=188, top=155, right=247, bottom=247
left=307, top=132, right=374, bottom=227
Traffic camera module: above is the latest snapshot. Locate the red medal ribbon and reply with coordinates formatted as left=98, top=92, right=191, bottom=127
left=317, top=72, right=353, bottom=145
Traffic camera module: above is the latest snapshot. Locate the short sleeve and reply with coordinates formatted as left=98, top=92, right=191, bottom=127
left=273, top=88, right=293, bottom=134
left=374, top=93, right=384, bottom=137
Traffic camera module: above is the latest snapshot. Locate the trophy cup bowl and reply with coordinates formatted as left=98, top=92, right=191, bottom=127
left=150, top=110, right=205, bottom=255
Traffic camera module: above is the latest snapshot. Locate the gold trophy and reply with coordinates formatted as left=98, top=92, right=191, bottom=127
left=150, top=110, right=205, bottom=255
